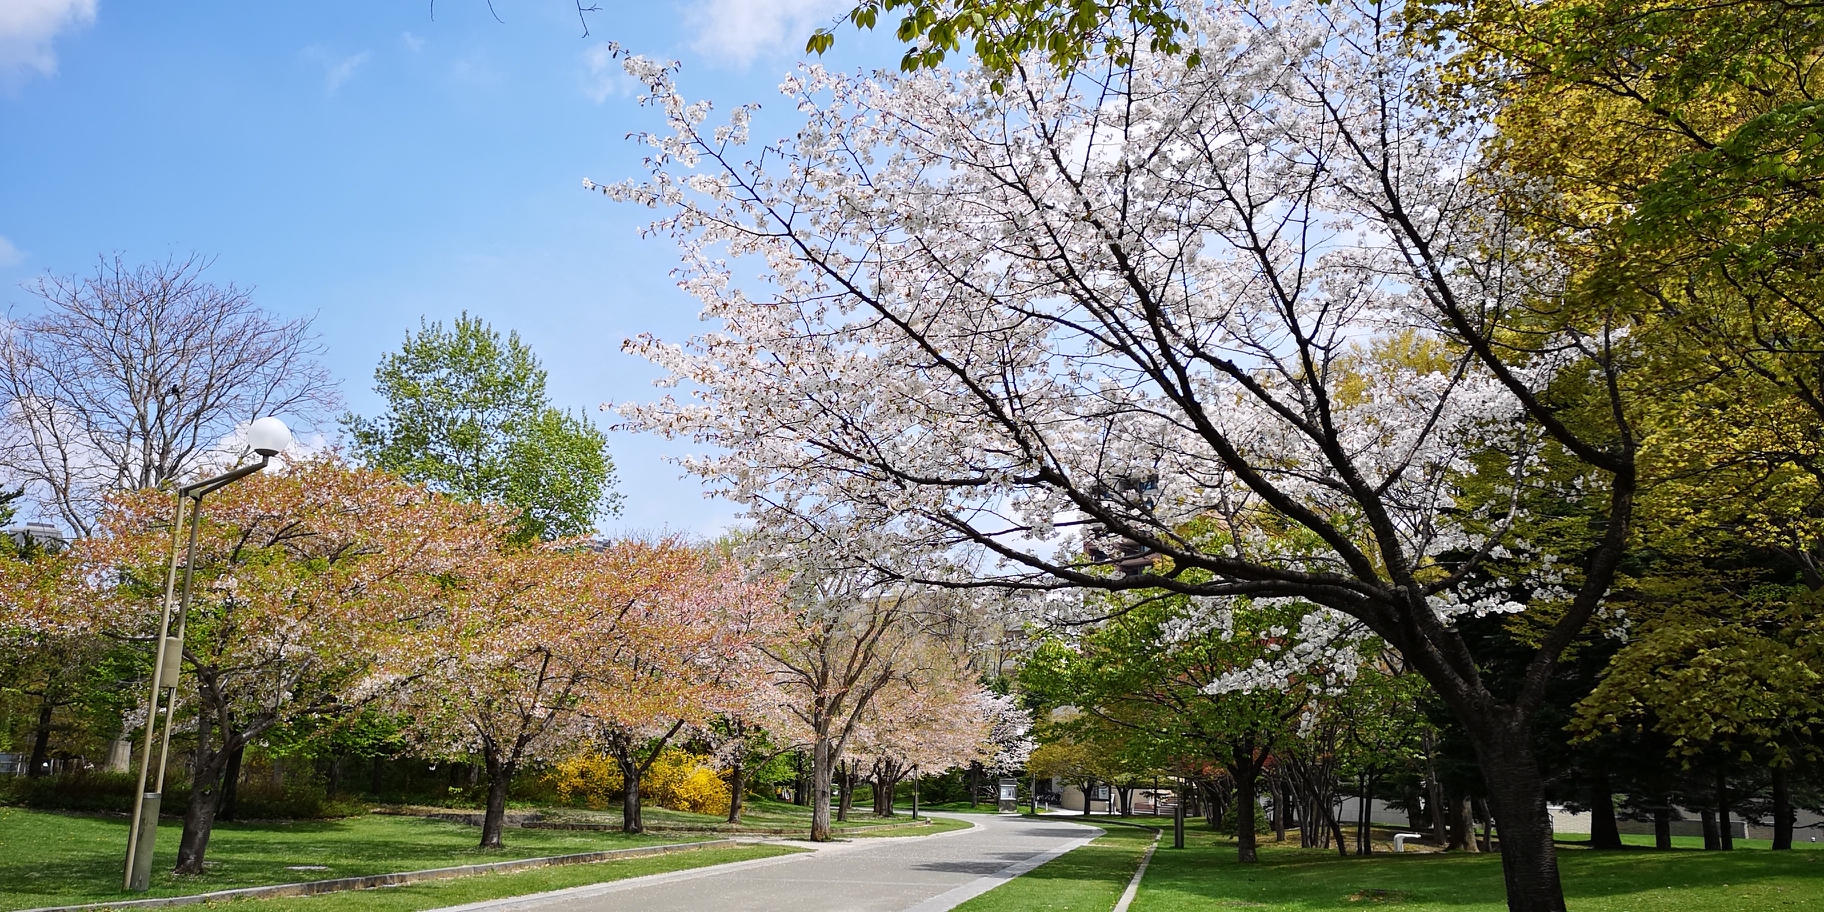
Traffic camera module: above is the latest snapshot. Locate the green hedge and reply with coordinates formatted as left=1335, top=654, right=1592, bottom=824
left=0, top=770, right=366, bottom=819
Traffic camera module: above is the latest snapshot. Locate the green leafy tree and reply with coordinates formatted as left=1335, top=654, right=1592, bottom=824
left=812, top=0, right=1195, bottom=87
left=1021, top=594, right=1319, bottom=862
left=344, top=314, right=620, bottom=540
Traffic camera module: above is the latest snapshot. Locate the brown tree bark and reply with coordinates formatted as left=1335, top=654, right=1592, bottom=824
left=1587, top=766, right=1621, bottom=849
left=809, top=736, right=835, bottom=841
left=480, top=747, right=516, bottom=849
left=1422, top=729, right=1448, bottom=846
left=837, top=761, right=854, bottom=823
left=1449, top=795, right=1479, bottom=852
left=217, top=745, right=244, bottom=821
left=174, top=714, right=229, bottom=874
left=727, top=761, right=746, bottom=824
left=1230, top=746, right=1263, bottom=864
left=1476, top=732, right=1573, bottom=912
left=25, top=696, right=54, bottom=778
left=1772, top=766, right=1794, bottom=851
left=1716, top=771, right=1734, bottom=851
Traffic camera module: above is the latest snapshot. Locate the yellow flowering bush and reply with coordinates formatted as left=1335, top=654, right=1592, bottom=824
left=547, top=753, right=622, bottom=809
left=544, top=749, right=728, bottom=816
left=645, top=750, right=730, bottom=816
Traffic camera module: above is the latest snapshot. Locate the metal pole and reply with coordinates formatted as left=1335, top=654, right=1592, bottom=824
left=124, top=493, right=186, bottom=890
left=911, top=767, right=919, bottom=820
left=153, top=499, right=206, bottom=794
left=1174, top=779, right=1186, bottom=849
left=122, top=455, right=268, bottom=891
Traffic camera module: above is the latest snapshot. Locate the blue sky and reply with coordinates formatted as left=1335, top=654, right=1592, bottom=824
left=1, top=1, right=894, bottom=538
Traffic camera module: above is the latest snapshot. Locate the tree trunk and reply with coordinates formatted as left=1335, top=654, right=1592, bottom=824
left=1587, top=766, right=1620, bottom=849
left=217, top=745, right=244, bottom=821
left=1700, top=808, right=1719, bottom=850
left=1084, top=778, right=1096, bottom=816
left=1474, top=728, right=1573, bottom=912
left=174, top=716, right=228, bottom=875
left=370, top=754, right=385, bottom=795
left=617, top=752, right=645, bottom=835
left=1715, top=770, right=1734, bottom=851
left=1325, top=797, right=1349, bottom=857
left=1273, top=780, right=1287, bottom=842
left=1423, top=729, right=1448, bottom=846
left=1230, top=752, right=1260, bottom=864
left=1653, top=807, right=1671, bottom=850
left=1449, top=795, right=1479, bottom=852
left=26, top=695, right=54, bottom=778
left=969, top=762, right=980, bottom=807
left=1772, top=766, right=1793, bottom=851
left=837, top=761, right=854, bottom=823
left=727, top=761, right=746, bottom=824
left=1357, top=776, right=1374, bottom=856
left=794, top=752, right=808, bottom=807
left=809, top=736, right=835, bottom=841
left=479, top=748, right=514, bottom=848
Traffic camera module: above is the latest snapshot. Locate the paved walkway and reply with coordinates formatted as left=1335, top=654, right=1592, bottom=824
left=431, top=814, right=1102, bottom=912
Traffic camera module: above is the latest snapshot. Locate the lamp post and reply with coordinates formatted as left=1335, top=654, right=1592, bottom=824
left=123, top=417, right=291, bottom=891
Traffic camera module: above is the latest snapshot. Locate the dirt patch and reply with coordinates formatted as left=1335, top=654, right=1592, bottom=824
left=1346, top=888, right=1412, bottom=903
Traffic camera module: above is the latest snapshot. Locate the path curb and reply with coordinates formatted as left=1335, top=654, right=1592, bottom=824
left=16, top=839, right=740, bottom=912
left=1111, top=828, right=1162, bottom=912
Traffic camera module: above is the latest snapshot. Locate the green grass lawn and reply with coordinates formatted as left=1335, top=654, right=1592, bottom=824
left=948, top=822, right=1155, bottom=912
left=181, top=845, right=801, bottom=912
left=846, top=815, right=974, bottom=838
left=0, top=808, right=717, bottom=910
left=1128, top=820, right=1824, bottom=912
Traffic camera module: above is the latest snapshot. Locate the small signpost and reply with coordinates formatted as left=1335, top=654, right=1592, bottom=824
left=998, top=778, right=1019, bottom=814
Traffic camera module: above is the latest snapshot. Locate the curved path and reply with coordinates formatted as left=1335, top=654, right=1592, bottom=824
left=432, top=814, right=1101, bottom=912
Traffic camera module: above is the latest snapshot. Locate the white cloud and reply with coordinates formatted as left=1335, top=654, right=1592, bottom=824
left=303, top=46, right=370, bottom=93
left=0, top=0, right=96, bottom=91
left=686, top=0, right=846, bottom=69
left=323, top=51, right=370, bottom=92
left=0, top=236, right=22, bottom=268
left=401, top=31, right=424, bottom=52
left=581, top=42, right=639, bottom=103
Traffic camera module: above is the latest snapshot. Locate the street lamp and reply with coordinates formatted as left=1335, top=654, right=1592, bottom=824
left=124, top=417, right=291, bottom=891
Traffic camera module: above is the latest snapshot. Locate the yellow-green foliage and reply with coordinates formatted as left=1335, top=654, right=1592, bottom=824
left=545, top=749, right=729, bottom=816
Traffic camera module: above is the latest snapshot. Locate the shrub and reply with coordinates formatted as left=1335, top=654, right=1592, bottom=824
left=646, top=751, right=729, bottom=817
left=541, top=749, right=730, bottom=816
left=0, top=770, right=361, bottom=819
left=546, top=754, right=622, bottom=809
left=0, top=769, right=161, bottom=813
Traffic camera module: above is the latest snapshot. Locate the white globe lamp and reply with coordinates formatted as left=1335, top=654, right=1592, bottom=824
left=247, top=416, right=292, bottom=457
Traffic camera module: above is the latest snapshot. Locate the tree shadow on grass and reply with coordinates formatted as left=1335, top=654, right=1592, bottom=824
left=1138, top=833, right=1824, bottom=911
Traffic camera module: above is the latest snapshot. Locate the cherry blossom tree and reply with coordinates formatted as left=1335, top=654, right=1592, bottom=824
left=396, top=543, right=593, bottom=848
left=81, top=457, right=505, bottom=873
left=844, top=660, right=1017, bottom=816
left=603, top=1, right=1639, bottom=906
left=574, top=542, right=782, bottom=834
left=754, top=552, right=967, bottom=840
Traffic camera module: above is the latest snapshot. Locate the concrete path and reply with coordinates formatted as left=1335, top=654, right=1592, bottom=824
left=431, top=814, right=1103, bottom=912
